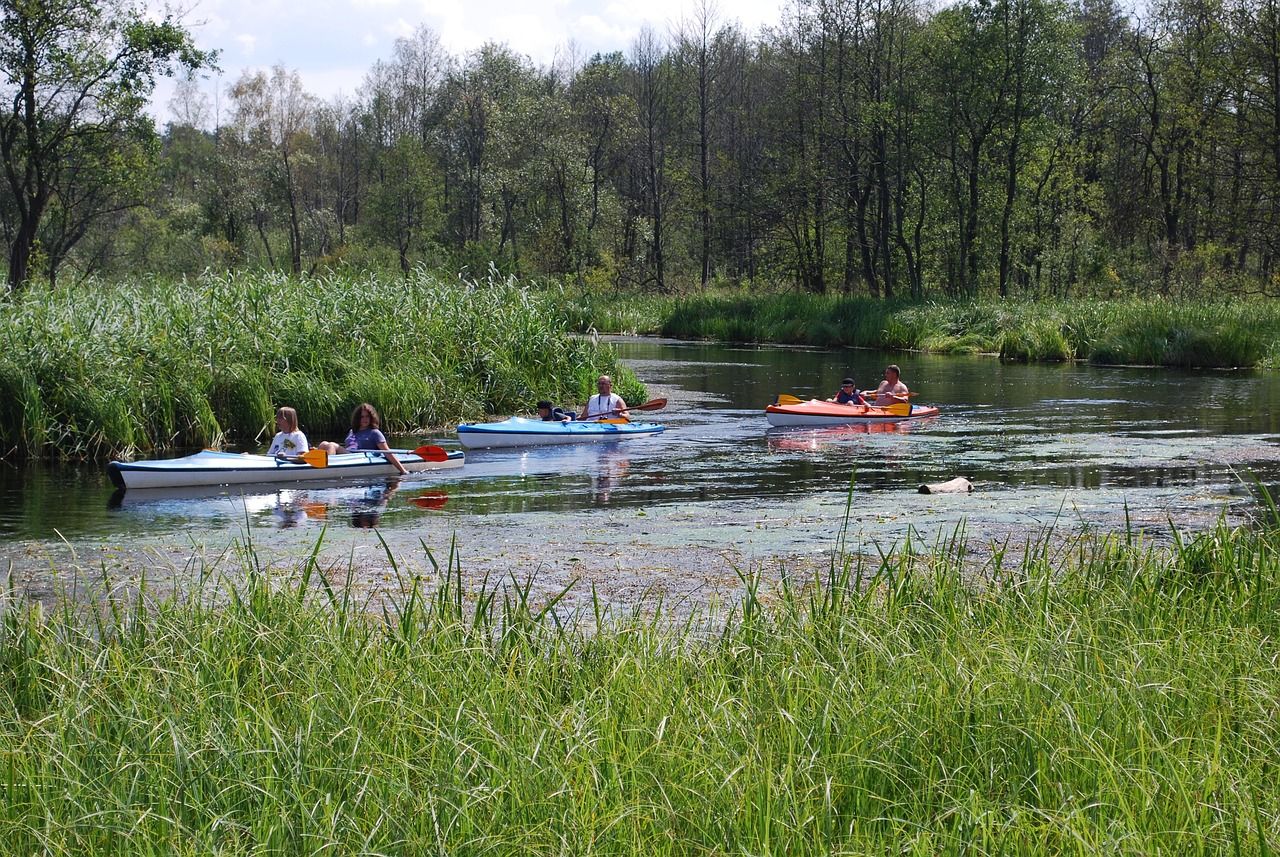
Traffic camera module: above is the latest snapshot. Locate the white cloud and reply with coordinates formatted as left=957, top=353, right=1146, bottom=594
left=386, top=17, right=416, bottom=39
left=145, top=0, right=783, bottom=122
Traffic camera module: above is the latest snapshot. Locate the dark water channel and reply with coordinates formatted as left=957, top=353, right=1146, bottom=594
left=3, top=339, right=1279, bottom=593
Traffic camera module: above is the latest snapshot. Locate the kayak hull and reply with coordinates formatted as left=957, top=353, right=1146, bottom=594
left=765, top=399, right=940, bottom=427
left=457, top=417, right=664, bottom=449
left=108, top=448, right=464, bottom=490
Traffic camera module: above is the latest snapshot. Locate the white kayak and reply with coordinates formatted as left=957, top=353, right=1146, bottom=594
left=456, top=417, right=665, bottom=449
left=107, top=448, right=464, bottom=490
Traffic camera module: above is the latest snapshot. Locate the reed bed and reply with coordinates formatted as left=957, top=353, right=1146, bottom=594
left=576, top=290, right=1280, bottom=368
left=1, top=520, right=1279, bottom=854
left=0, top=270, right=643, bottom=459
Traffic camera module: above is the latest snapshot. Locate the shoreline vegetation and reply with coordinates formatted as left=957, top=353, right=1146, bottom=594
left=0, top=271, right=643, bottom=460
left=555, top=289, right=1280, bottom=368
left=2, top=519, right=1278, bottom=853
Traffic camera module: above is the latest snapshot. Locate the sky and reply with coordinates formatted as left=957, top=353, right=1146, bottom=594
left=149, top=0, right=784, bottom=125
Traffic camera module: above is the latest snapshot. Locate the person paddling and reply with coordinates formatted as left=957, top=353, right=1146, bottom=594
left=579, top=375, right=629, bottom=421
left=828, top=377, right=866, bottom=406
left=317, top=403, right=408, bottom=475
left=872, top=364, right=910, bottom=406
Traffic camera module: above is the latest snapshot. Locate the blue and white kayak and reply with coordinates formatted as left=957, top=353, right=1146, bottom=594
left=107, top=448, right=464, bottom=490
left=456, top=417, right=665, bottom=449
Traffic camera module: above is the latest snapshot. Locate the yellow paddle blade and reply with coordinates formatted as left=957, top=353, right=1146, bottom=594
left=298, top=448, right=328, bottom=468
left=883, top=402, right=913, bottom=417
left=597, top=418, right=630, bottom=424
left=776, top=394, right=804, bottom=405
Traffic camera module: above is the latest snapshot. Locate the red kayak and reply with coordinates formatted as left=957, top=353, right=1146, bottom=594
left=764, top=398, right=940, bottom=426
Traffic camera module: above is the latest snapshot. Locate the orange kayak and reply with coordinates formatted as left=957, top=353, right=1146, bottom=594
left=764, top=398, right=940, bottom=426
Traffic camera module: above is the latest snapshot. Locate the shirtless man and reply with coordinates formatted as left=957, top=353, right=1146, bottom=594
left=872, top=364, right=910, bottom=406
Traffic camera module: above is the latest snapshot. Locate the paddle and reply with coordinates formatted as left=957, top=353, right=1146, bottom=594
left=594, top=397, right=668, bottom=419
left=775, top=392, right=917, bottom=405
left=403, top=444, right=450, bottom=462
left=296, top=449, right=328, bottom=468
left=291, top=444, right=449, bottom=468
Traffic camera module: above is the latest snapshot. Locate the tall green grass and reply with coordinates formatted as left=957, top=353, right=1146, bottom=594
left=0, top=270, right=644, bottom=458
left=2, top=520, right=1279, bottom=854
left=605, top=290, right=1280, bottom=368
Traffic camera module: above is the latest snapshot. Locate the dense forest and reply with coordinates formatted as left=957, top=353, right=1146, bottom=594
left=7, top=0, right=1280, bottom=299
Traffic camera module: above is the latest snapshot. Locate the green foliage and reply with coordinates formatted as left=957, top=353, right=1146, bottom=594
left=0, top=270, right=642, bottom=458
left=0, top=0, right=213, bottom=288
left=634, top=291, right=1280, bottom=368
left=3, top=520, right=1280, bottom=852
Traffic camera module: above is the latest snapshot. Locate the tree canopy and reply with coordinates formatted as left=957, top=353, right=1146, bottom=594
left=0, top=0, right=213, bottom=288
left=15, top=0, right=1280, bottom=300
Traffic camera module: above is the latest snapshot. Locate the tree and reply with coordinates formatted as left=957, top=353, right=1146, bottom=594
left=0, top=0, right=211, bottom=288
left=229, top=66, right=317, bottom=275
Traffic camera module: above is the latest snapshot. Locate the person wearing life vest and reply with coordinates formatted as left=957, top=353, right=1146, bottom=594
left=536, top=400, right=575, bottom=422
left=579, top=375, right=629, bottom=421
left=829, top=377, right=866, bottom=406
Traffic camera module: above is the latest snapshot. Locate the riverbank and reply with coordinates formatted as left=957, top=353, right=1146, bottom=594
left=2, top=518, right=1277, bottom=854
left=554, top=288, right=1280, bottom=368
left=0, top=271, right=643, bottom=459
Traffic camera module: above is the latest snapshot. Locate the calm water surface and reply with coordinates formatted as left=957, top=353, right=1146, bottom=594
left=2, top=339, right=1278, bottom=552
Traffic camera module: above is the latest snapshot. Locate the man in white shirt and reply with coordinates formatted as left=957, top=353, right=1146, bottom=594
left=580, top=375, right=629, bottom=420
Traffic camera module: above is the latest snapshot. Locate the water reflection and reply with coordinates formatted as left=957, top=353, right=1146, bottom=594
left=349, top=478, right=399, bottom=529
left=589, top=448, right=631, bottom=505
left=7, top=338, right=1280, bottom=543
left=107, top=477, right=450, bottom=531
left=765, top=418, right=921, bottom=454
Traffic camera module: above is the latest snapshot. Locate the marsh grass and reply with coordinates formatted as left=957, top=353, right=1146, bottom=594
left=2, top=519, right=1279, bottom=854
left=578, top=290, right=1280, bottom=368
left=0, top=270, right=644, bottom=458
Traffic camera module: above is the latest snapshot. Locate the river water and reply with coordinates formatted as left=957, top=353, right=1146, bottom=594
left=4, top=339, right=1279, bottom=611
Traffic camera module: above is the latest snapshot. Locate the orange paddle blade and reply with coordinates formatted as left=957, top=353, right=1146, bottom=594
left=298, top=449, right=328, bottom=468
left=775, top=394, right=804, bottom=405
left=410, top=445, right=450, bottom=462
left=630, top=397, right=668, bottom=411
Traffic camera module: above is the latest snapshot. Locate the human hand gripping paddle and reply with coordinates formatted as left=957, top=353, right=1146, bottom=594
left=290, top=444, right=451, bottom=469
left=596, top=397, right=667, bottom=423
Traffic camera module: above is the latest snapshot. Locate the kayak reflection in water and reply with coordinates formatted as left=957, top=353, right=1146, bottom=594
left=350, top=478, right=400, bottom=529
left=828, top=377, right=866, bottom=406
left=872, top=364, right=910, bottom=406
left=767, top=421, right=908, bottom=453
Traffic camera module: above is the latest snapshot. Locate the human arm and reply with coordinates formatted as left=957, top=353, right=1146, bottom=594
left=376, top=440, right=408, bottom=475
left=875, top=383, right=909, bottom=405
